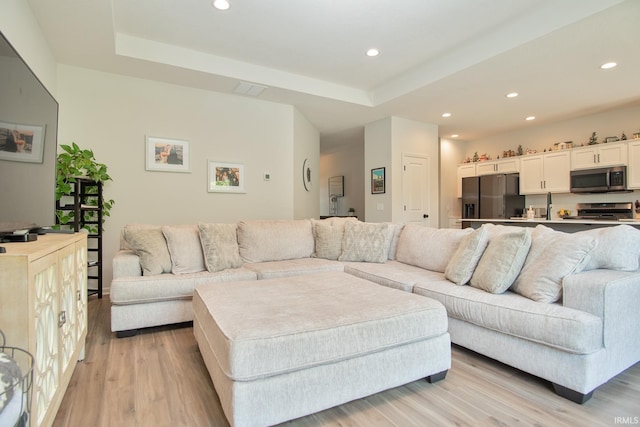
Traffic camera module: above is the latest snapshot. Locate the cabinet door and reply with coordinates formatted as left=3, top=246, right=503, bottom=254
left=31, top=252, right=61, bottom=427
left=519, top=155, right=545, bottom=195
left=75, top=239, right=88, bottom=359
left=571, top=146, right=598, bottom=170
left=476, top=161, right=498, bottom=175
left=598, top=143, right=627, bottom=167
left=496, top=158, right=520, bottom=174
left=628, top=141, right=640, bottom=189
left=59, top=243, right=77, bottom=377
left=456, top=164, right=476, bottom=197
left=543, top=151, right=571, bottom=193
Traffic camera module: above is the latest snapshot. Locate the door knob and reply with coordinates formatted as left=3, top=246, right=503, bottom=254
left=423, top=214, right=429, bottom=218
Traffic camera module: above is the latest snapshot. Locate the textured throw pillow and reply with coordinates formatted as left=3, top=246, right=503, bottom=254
left=123, top=225, right=171, bottom=275
left=314, top=221, right=348, bottom=260
left=338, top=222, right=389, bottom=263
left=384, top=223, right=405, bottom=260
left=198, top=223, right=242, bottom=272
left=445, top=225, right=490, bottom=285
left=162, top=225, right=206, bottom=274
left=580, top=225, right=640, bottom=271
left=395, top=224, right=473, bottom=272
left=470, top=228, right=531, bottom=293
left=511, top=225, right=597, bottom=303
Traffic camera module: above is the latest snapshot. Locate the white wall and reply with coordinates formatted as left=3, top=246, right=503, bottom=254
left=319, top=133, right=365, bottom=218
left=57, top=65, right=318, bottom=291
left=293, top=108, right=320, bottom=219
left=364, top=117, right=440, bottom=224
left=0, top=0, right=57, bottom=96
left=440, top=137, right=467, bottom=225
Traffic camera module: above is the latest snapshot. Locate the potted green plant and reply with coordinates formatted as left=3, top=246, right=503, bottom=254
left=55, top=142, right=114, bottom=232
left=348, top=207, right=356, bottom=217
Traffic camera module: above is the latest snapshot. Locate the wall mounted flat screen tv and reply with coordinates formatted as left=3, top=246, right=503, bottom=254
left=0, top=31, right=58, bottom=234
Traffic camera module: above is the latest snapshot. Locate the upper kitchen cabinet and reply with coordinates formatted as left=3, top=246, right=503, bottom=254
left=519, top=151, right=570, bottom=195
left=456, top=163, right=476, bottom=197
left=476, top=158, right=520, bottom=176
left=570, top=143, right=627, bottom=170
left=627, top=140, right=640, bottom=189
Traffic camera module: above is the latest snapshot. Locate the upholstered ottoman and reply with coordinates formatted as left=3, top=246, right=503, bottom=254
left=193, top=271, right=450, bottom=427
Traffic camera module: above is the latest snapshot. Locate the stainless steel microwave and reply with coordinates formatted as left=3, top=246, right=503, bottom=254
left=570, top=166, right=627, bottom=193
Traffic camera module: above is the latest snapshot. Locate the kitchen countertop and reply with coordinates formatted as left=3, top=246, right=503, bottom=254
left=460, top=217, right=640, bottom=231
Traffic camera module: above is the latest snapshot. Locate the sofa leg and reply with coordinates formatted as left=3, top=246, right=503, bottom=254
left=116, top=329, right=138, bottom=338
left=552, top=383, right=593, bottom=404
left=426, top=370, right=448, bottom=383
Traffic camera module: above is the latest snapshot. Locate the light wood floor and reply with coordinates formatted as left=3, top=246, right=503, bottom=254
left=53, top=296, right=640, bottom=427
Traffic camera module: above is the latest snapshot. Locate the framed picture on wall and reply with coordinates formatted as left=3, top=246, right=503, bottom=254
left=208, top=161, right=246, bottom=193
left=0, top=121, right=46, bottom=163
left=371, top=167, right=385, bottom=194
left=145, top=136, right=190, bottom=172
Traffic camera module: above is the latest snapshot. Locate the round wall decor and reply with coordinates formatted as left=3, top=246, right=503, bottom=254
left=302, top=158, right=312, bottom=191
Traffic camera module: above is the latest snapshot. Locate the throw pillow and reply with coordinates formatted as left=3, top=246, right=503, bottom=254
left=469, top=228, right=531, bottom=293
left=314, top=221, right=347, bottom=260
left=123, top=225, right=171, bottom=275
left=580, top=225, right=640, bottom=271
left=445, top=225, right=490, bottom=285
left=395, top=224, right=473, bottom=272
left=198, top=223, right=243, bottom=272
left=338, top=222, right=389, bottom=263
left=511, top=225, right=597, bottom=303
left=162, top=225, right=206, bottom=274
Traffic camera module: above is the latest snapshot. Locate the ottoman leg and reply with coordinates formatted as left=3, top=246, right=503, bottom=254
left=426, top=370, right=448, bottom=383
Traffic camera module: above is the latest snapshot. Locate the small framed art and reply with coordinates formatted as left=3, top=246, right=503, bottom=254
left=208, top=161, right=246, bottom=193
left=145, top=136, right=190, bottom=172
left=0, top=121, right=46, bottom=163
left=371, top=167, right=385, bottom=194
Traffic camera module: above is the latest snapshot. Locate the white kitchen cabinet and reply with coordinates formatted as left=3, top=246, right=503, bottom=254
left=475, top=158, right=520, bottom=176
left=627, top=140, right=640, bottom=189
left=456, top=163, right=476, bottom=197
left=570, top=143, right=627, bottom=170
left=0, top=233, right=87, bottom=427
left=519, top=151, right=570, bottom=195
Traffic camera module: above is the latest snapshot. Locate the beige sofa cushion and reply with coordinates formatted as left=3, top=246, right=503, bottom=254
left=314, top=221, right=348, bottom=260
left=162, top=225, right=206, bottom=274
left=338, top=222, right=389, bottom=263
left=511, top=225, right=596, bottom=303
left=395, top=224, right=473, bottom=273
left=198, top=223, right=243, bottom=272
left=580, top=225, right=640, bottom=271
left=123, top=224, right=171, bottom=276
left=469, top=228, right=531, bottom=293
left=445, top=225, right=489, bottom=286
left=237, top=220, right=314, bottom=262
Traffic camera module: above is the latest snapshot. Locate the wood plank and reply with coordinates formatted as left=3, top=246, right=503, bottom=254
left=54, top=296, right=640, bottom=427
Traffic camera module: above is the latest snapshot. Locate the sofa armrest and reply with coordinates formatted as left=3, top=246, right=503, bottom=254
left=113, top=249, right=142, bottom=279
left=563, top=269, right=640, bottom=350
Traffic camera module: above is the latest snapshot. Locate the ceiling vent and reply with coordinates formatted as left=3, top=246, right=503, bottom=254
left=233, top=82, right=267, bottom=97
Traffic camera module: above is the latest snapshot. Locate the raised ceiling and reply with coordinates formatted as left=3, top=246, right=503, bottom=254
left=26, top=0, right=640, bottom=140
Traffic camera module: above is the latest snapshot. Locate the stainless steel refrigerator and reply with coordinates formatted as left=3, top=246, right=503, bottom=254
left=461, top=174, right=525, bottom=219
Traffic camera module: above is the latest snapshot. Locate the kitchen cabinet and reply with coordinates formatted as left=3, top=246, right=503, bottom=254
left=627, top=140, right=640, bottom=189
left=0, top=233, right=87, bottom=427
left=456, top=163, right=476, bottom=197
left=519, top=151, right=570, bottom=195
left=570, top=143, right=627, bottom=170
left=475, top=158, right=520, bottom=176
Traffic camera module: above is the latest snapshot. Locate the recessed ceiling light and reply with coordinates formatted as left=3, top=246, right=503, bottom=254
left=506, top=92, right=518, bottom=98
left=366, top=48, right=379, bottom=57
left=212, top=0, right=230, bottom=10
left=451, top=134, right=459, bottom=138
left=525, top=116, right=536, bottom=121
left=442, top=113, right=451, bottom=118
left=600, top=62, right=617, bottom=69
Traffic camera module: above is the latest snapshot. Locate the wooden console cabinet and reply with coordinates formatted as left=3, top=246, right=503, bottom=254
left=0, top=233, right=88, bottom=427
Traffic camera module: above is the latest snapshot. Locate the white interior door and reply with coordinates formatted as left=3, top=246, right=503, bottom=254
left=403, top=154, right=430, bottom=226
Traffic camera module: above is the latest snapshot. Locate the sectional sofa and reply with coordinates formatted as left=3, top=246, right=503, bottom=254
left=110, top=218, right=640, bottom=403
